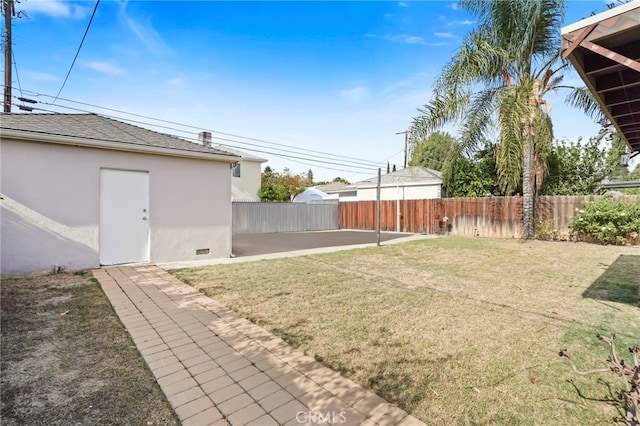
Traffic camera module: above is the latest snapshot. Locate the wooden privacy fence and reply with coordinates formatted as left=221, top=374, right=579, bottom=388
left=233, top=201, right=339, bottom=234
left=339, top=195, right=640, bottom=238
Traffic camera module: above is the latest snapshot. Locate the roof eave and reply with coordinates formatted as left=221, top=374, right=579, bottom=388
left=1, top=129, right=241, bottom=162
left=561, top=0, right=640, bottom=153
left=240, top=157, right=269, bottom=164
left=356, top=180, right=443, bottom=189
left=561, top=1, right=640, bottom=34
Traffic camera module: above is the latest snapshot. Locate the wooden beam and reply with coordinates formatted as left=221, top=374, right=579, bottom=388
left=562, top=23, right=597, bottom=59
left=579, top=39, right=640, bottom=73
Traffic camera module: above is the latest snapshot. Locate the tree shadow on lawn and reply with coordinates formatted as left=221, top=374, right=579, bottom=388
left=583, top=255, right=640, bottom=308
left=366, top=357, right=433, bottom=413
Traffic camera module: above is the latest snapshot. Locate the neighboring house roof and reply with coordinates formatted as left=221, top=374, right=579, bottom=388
left=214, top=145, right=268, bottom=163
left=0, top=113, right=240, bottom=162
left=315, top=182, right=353, bottom=193
left=353, top=166, right=443, bottom=188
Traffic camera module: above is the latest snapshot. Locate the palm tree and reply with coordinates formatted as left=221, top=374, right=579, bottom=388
left=412, top=0, right=591, bottom=239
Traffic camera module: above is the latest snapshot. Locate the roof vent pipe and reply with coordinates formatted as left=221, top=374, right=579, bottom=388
left=199, top=131, right=212, bottom=146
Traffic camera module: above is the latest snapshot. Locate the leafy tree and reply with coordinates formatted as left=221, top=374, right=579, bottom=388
left=620, top=164, right=640, bottom=195
left=411, top=0, right=595, bottom=238
left=307, top=169, right=314, bottom=184
left=408, top=131, right=454, bottom=171
left=332, top=176, right=351, bottom=185
left=315, top=176, right=351, bottom=186
left=443, top=156, right=492, bottom=197
left=605, top=135, right=630, bottom=182
left=442, top=144, right=502, bottom=197
left=541, top=134, right=633, bottom=195
left=258, top=167, right=309, bottom=202
left=541, top=138, right=609, bottom=195
left=410, top=132, right=500, bottom=196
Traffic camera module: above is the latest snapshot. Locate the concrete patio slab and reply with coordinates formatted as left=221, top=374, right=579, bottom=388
left=93, top=265, right=425, bottom=426
left=158, top=232, right=435, bottom=269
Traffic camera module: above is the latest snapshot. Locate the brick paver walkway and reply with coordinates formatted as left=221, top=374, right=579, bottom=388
left=93, top=265, right=425, bottom=426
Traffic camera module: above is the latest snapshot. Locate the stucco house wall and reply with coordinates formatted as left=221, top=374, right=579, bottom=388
left=357, top=183, right=442, bottom=201
left=1, top=114, right=237, bottom=275
left=232, top=160, right=263, bottom=201
left=344, top=167, right=443, bottom=202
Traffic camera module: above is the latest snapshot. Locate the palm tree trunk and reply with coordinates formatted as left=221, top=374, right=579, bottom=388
left=522, top=133, right=535, bottom=239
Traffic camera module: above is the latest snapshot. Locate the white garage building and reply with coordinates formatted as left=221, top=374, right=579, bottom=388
left=1, top=113, right=239, bottom=275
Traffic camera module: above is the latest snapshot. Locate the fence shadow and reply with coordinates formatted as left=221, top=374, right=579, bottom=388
left=583, top=255, right=640, bottom=308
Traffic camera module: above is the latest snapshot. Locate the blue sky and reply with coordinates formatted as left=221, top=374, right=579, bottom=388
left=7, top=0, right=626, bottom=182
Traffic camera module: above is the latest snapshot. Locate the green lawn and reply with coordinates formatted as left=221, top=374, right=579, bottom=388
left=170, top=237, right=640, bottom=425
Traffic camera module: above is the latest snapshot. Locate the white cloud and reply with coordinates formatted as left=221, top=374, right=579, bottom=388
left=405, top=36, right=425, bottom=44
left=166, top=77, right=186, bottom=87
left=23, top=71, right=60, bottom=82
left=118, top=1, right=170, bottom=56
left=398, top=2, right=408, bottom=7
left=22, top=0, right=90, bottom=19
left=445, top=19, right=476, bottom=27
left=440, top=17, right=476, bottom=28
left=340, top=86, right=370, bottom=102
left=434, top=32, right=456, bottom=39
left=385, top=34, right=426, bottom=45
left=82, top=60, right=124, bottom=75
left=425, top=42, right=449, bottom=47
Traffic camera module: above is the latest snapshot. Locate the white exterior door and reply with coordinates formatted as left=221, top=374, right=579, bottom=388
left=99, top=169, right=150, bottom=265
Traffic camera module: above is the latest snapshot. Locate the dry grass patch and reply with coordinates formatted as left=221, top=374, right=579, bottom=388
left=1, top=272, right=178, bottom=426
left=171, top=237, right=640, bottom=425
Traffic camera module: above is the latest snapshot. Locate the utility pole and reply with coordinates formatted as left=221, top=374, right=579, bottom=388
left=376, top=168, right=381, bottom=246
left=3, top=0, right=13, bottom=113
left=396, top=130, right=409, bottom=169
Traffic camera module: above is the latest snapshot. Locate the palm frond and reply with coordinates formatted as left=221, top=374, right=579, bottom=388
left=532, top=111, right=554, bottom=190
left=564, top=87, right=605, bottom=122
left=457, top=88, right=502, bottom=156
left=411, top=89, right=472, bottom=136
left=412, top=0, right=573, bottom=199
left=495, top=86, right=528, bottom=194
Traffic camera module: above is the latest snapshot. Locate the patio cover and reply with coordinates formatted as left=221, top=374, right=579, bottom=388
left=561, top=1, right=640, bottom=156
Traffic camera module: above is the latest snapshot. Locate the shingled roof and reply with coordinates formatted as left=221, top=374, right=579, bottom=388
left=0, top=113, right=240, bottom=161
left=214, top=144, right=268, bottom=163
left=354, top=166, right=443, bottom=188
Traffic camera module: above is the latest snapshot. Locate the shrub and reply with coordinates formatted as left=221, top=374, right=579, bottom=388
left=534, top=219, right=569, bottom=241
left=570, top=198, right=640, bottom=245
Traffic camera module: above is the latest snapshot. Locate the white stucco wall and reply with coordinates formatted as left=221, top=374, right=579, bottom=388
left=1, top=138, right=232, bottom=275
left=232, top=160, right=262, bottom=201
left=357, top=183, right=442, bottom=201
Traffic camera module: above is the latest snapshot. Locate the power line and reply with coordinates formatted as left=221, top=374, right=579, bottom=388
left=52, top=0, right=100, bottom=104
left=30, top=98, right=380, bottom=170
left=8, top=102, right=381, bottom=174
left=215, top=142, right=374, bottom=176
left=20, top=89, right=387, bottom=168
left=11, top=51, right=21, bottom=97
left=10, top=88, right=388, bottom=172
